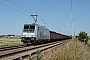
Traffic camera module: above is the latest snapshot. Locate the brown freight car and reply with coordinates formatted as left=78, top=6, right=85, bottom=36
left=50, top=31, right=71, bottom=41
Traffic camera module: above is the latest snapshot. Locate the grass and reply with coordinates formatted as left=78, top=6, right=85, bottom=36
left=88, top=39, right=90, bottom=44
left=43, top=40, right=90, bottom=60
left=0, top=38, right=24, bottom=48
left=85, top=39, right=90, bottom=53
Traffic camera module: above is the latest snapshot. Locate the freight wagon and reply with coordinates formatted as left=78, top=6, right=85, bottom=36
left=50, top=31, right=71, bottom=41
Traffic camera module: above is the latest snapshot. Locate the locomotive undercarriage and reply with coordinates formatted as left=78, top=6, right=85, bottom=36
left=21, top=37, right=50, bottom=45
left=21, top=37, right=36, bottom=44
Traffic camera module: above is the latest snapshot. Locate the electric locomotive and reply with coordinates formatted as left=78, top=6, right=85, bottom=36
left=21, top=23, right=50, bottom=45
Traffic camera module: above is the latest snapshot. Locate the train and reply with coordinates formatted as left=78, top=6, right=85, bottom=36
left=21, top=23, right=71, bottom=45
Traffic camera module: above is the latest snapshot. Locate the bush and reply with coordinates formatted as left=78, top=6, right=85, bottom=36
left=78, top=31, right=88, bottom=44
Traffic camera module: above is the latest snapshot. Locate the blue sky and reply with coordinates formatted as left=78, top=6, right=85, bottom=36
left=0, top=0, right=90, bottom=36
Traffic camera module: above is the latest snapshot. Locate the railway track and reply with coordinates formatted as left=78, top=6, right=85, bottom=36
left=0, top=45, right=26, bottom=51
left=0, top=40, right=69, bottom=60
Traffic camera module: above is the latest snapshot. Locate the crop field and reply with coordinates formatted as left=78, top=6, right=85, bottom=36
left=0, top=38, right=24, bottom=48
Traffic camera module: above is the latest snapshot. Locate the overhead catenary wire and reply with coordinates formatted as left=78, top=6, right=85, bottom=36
left=14, top=0, right=60, bottom=30
left=42, top=0, right=70, bottom=32
left=14, top=0, right=34, bottom=13
left=7, top=0, right=32, bottom=14
left=14, top=0, right=68, bottom=33
left=70, top=0, right=74, bottom=20
left=38, top=16, right=59, bottom=29
left=0, top=1, right=29, bottom=17
left=0, top=0, right=69, bottom=33
left=70, top=0, right=75, bottom=40
left=42, top=0, right=61, bottom=27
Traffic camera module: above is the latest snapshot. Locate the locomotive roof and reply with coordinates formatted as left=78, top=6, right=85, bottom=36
left=24, top=23, right=36, bottom=25
left=24, top=23, right=49, bottom=30
left=24, top=23, right=45, bottom=27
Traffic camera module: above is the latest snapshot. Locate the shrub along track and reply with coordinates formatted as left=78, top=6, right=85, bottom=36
left=0, top=40, right=69, bottom=60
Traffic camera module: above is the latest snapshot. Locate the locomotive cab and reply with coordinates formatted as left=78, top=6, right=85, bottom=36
left=21, top=23, right=50, bottom=44
left=21, top=24, right=36, bottom=44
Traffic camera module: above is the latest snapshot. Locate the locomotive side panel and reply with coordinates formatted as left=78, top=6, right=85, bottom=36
left=38, top=26, right=50, bottom=40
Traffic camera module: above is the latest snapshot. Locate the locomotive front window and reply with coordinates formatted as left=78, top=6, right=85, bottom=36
left=24, top=26, right=29, bottom=29
left=30, top=26, right=35, bottom=30
left=30, top=26, right=35, bottom=32
left=24, top=25, right=35, bottom=33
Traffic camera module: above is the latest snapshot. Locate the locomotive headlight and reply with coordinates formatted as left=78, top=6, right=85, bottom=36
left=23, top=35, right=26, bottom=37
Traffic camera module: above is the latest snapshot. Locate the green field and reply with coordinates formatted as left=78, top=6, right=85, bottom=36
left=0, top=38, right=24, bottom=48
